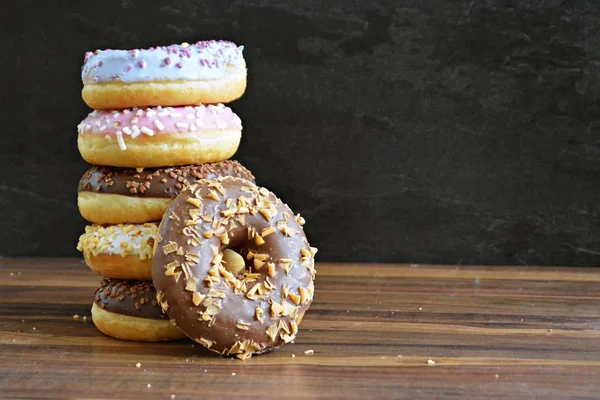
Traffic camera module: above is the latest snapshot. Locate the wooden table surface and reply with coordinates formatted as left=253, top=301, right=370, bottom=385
left=0, top=259, right=598, bottom=399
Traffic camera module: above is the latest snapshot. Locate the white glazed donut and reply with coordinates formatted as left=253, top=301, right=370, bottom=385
left=81, top=40, right=246, bottom=109
left=77, top=223, right=158, bottom=280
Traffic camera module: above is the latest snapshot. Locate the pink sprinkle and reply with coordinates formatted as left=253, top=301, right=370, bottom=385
left=164, top=57, right=172, bottom=65
left=129, top=49, right=139, bottom=58
left=176, top=62, right=183, bottom=69
left=97, top=60, right=103, bottom=67
left=126, top=64, right=133, bottom=71
left=138, top=60, right=146, bottom=68
left=84, top=52, right=93, bottom=63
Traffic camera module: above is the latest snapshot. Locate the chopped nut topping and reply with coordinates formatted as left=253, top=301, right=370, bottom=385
left=261, top=226, right=276, bottom=237
left=259, top=209, right=272, bottom=221
left=206, top=190, right=220, bottom=201
left=197, top=337, right=214, bottom=348
left=236, top=321, right=251, bottom=330
left=254, top=234, right=265, bottom=246
left=270, top=300, right=284, bottom=317
left=267, top=262, right=275, bottom=278
left=299, top=287, right=310, bottom=304
left=192, top=292, right=205, bottom=306
left=186, top=198, right=202, bottom=207
left=255, top=306, right=264, bottom=323
left=266, top=325, right=278, bottom=342
left=163, top=241, right=178, bottom=255
left=288, top=292, right=301, bottom=305
left=253, top=259, right=265, bottom=270
left=185, top=277, right=198, bottom=292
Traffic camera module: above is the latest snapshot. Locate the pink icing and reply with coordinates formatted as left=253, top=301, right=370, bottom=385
left=77, top=104, right=242, bottom=138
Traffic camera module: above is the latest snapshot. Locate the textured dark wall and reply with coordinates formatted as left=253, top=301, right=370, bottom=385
left=1, top=0, right=599, bottom=265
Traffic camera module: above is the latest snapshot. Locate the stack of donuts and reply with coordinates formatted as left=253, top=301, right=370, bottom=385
left=75, top=40, right=317, bottom=359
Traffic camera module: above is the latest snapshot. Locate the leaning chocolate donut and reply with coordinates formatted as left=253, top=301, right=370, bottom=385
left=153, top=177, right=317, bottom=359
left=91, top=278, right=185, bottom=342
left=78, top=161, right=255, bottom=224
left=81, top=40, right=246, bottom=109
left=77, top=104, right=243, bottom=168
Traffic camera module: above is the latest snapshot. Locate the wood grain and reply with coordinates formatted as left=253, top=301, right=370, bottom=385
left=0, top=259, right=598, bottom=399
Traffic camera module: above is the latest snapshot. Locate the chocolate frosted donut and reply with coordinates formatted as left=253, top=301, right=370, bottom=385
left=153, top=177, right=317, bottom=359
left=91, top=278, right=185, bottom=342
left=81, top=40, right=246, bottom=109
left=78, top=161, right=255, bottom=224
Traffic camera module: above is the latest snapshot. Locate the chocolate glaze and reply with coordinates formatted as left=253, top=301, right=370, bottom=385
left=78, top=161, right=255, bottom=198
left=153, top=177, right=316, bottom=358
left=94, top=278, right=166, bottom=320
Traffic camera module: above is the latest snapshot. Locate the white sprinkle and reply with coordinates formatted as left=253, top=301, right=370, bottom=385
left=147, top=384, right=151, bottom=388
left=170, top=113, right=183, bottom=118
left=99, top=125, right=107, bottom=131
left=32, top=327, right=36, bottom=330
left=153, top=120, right=164, bottom=131
left=146, top=109, right=156, bottom=117
left=291, top=354, right=295, bottom=358
left=231, top=372, right=236, bottom=376
left=132, top=107, right=139, bottom=111
left=90, top=110, right=98, bottom=116
left=116, top=131, right=127, bottom=150
left=122, top=109, right=131, bottom=115
left=112, top=111, right=121, bottom=117
left=131, top=129, right=141, bottom=139
left=195, top=109, right=205, bottom=118
left=238, top=45, right=244, bottom=52
left=131, top=125, right=139, bottom=131
left=141, top=126, right=155, bottom=136
left=171, top=395, right=176, bottom=399
left=427, top=359, right=436, bottom=365
left=175, top=122, right=189, bottom=130
left=135, top=363, right=141, bottom=368
left=157, top=106, right=163, bottom=110
left=303, top=349, right=314, bottom=355
left=136, top=109, right=144, bottom=116
left=122, top=127, right=132, bottom=135
left=157, top=110, right=169, bottom=117
left=104, top=134, right=112, bottom=142
left=166, top=107, right=175, bottom=112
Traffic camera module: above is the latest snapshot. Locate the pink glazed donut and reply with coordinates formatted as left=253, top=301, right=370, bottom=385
left=81, top=40, right=246, bottom=110
left=77, top=104, right=243, bottom=167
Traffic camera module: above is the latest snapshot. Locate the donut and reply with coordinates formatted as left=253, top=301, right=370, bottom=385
left=92, top=278, right=185, bottom=342
left=77, top=104, right=242, bottom=168
left=152, top=177, right=317, bottom=359
left=81, top=40, right=246, bottom=109
left=77, top=223, right=157, bottom=280
left=78, top=161, right=255, bottom=224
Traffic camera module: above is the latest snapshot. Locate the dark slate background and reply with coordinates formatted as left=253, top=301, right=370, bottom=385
left=1, top=0, right=599, bottom=266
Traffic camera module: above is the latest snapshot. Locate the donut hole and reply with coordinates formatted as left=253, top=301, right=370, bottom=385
left=222, top=238, right=263, bottom=276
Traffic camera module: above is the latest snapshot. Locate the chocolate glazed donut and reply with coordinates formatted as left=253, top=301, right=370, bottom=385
left=78, top=161, right=255, bottom=224
left=91, top=278, right=186, bottom=342
left=153, top=177, right=317, bottom=359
